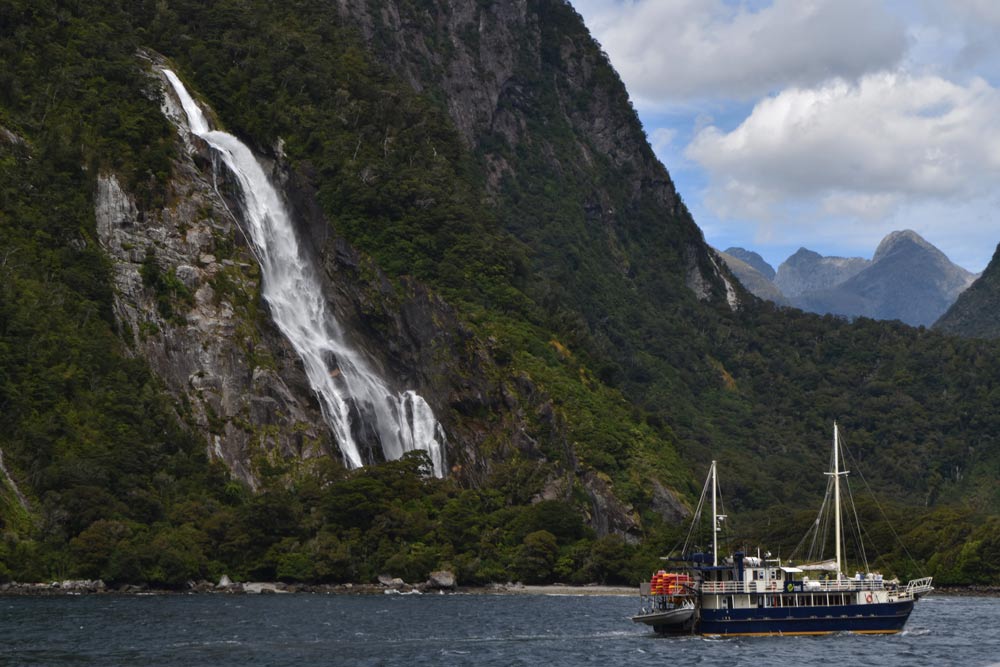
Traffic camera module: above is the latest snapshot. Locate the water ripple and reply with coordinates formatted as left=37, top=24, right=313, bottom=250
left=0, top=594, right=992, bottom=666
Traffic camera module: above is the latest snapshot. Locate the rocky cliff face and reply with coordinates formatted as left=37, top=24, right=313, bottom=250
left=98, top=63, right=513, bottom=489
left=318, top=0, right=714, bottom=533
left=333, top=0, right=529, bottom=149
left=95, top=72, right=329, bottom=488
left=92, top=57, right=653, bottom=538
left=318, top=261, right=658, bottom=539
left=934, top=243, right=1000, bottom=339
left=334, top=0, right=731, bottom=309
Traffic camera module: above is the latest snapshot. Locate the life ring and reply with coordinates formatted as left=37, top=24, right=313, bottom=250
left=865, top=593, right=873, bottom=603
left=786, top=583, right=794, bottom=592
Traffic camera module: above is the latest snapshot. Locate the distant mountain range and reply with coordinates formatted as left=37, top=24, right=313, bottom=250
left=721, top=230, right=979, bottom=327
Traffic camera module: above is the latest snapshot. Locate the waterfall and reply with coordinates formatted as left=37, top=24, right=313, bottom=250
left=161, top=69, right=445, bottom=477
left=0, top=447, right=30, bottom=512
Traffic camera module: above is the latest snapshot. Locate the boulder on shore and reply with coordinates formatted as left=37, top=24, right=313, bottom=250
left=427, top=570, right=456, bottom=590
left=243, top=582, right=285, bottom=594
left=377, top=574, right=405, bottom=587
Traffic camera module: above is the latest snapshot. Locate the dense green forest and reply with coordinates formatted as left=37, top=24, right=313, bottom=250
left=1, top=0, right=999, bottom=589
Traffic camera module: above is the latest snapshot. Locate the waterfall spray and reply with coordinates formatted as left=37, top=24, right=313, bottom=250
left=162, top=69, right=445, bottom=477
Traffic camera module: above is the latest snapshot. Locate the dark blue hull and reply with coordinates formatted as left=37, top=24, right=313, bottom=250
left=698, top=600, right=915, bottom=636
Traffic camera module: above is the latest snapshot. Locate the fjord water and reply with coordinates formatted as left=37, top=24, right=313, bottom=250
left=161, top=70, right=445, bottom=476
left=1, top=594, right=994, bottom=666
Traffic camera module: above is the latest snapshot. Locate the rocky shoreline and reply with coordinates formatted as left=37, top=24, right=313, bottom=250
left=930, top=585, right=1000, bottom=597
left=1, top=578, right=994, bottom=597
left=0, top=575, right=637, bottom=597
left=0, top=579, right=452, bottom=597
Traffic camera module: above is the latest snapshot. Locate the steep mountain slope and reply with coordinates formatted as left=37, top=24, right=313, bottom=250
left=794, top=231, right=976, bottom=326
left=141, top=0, right=713, bottom=527
left=146, top=0, right=1000, bottom=536
left=1, top=0, right=705, bottom=585
left=333, top=0, right=737, bottom=305
left=2, top=0, right=1000, bottom=588
left=94, top=125, right=326, bottom=490
left=935, top=243, right=1000, bottom=339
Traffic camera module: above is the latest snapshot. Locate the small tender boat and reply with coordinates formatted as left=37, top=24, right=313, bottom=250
left=631, top=598, right=696, bottom=634
left=631, top=572, right=696, bottom=633
left=633, top=422, right=933, bottom=636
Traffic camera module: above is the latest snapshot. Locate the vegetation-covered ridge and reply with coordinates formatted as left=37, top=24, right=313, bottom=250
left=935, top=242, right=1000, bottom=339
left=0, top=0, right=998, bottom=589
left=0, top=0, right=689, bottom=587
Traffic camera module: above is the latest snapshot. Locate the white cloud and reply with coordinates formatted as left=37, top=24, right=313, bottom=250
left=916, top=0, right=1000, bottom=71
left=573, top=1, right=1000, bottom=271
left=576, top=0, right=907, bottom=104
left=821, top=193, right=898, bottom=220
left=685, top=73, right=1000, bottom=220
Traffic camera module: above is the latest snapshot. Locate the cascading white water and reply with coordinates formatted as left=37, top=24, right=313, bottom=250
left=161, top=69, right=445, bottom=477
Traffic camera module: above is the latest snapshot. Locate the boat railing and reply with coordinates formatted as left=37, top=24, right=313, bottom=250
left=698, top=577, right=896, bottom=595
left=904, top=577, right=934, bottom=597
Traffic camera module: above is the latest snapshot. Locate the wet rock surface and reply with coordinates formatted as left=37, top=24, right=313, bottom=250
left=95, top=68, right=334, bottom=487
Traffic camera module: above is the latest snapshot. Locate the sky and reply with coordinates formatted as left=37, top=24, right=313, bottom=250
left=570, top=0, right=1000, bottom=273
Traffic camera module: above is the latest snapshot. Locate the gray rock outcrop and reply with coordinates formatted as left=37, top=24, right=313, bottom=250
left=95, top=78, right=330, bottom=488
left=335, top=0, right=731, bottom=308
left=427, top=570, right=457, bottom=589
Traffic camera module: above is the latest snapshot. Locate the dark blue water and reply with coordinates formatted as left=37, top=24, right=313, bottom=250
left=1, top=593, right=995, bottom=666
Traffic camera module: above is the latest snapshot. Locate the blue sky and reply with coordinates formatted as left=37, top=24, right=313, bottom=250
left=571, top=0, right=1000, bottom=273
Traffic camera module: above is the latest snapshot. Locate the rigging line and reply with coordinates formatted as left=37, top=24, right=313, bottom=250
left=790, top=524, right=810, bottom=561
left=810, top=475, right=836, bottom=561
left=843, top=474, right=870, bottom=573
left=840, top=430, right=926, bottom=577
left=806, top=491, right=833, bottom=563
left=854, top=504, right=884, bottom=572
left=717, top=472, right=730, bottom=547
left=837, top=442, right=865, bottom=571
left=792, top=461, right=836, bottom=563
left=790, top=495, right=821, bottom=561
left=679, top=466, right=712, bottom=557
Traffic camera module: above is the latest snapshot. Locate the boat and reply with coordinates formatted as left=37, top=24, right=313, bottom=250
left=632, top=422, right=933, bottom=636
left=631, top=572, right=697, bottom=634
